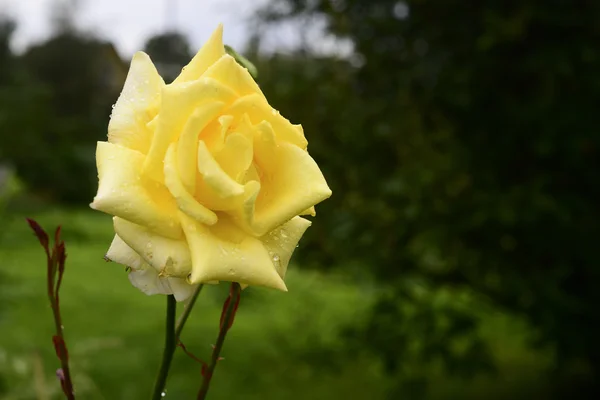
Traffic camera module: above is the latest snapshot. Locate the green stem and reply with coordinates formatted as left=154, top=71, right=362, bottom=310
left=151, top=295, right=177, bottom=400
left=197, top=283, right=242, bottom=400
left=175, top=285, right=204, bottom=340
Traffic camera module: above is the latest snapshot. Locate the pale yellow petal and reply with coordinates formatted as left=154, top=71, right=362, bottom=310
left=128, top=268, right=196, bottom=301
left=224, top=94, right=308, bottom=149
left=261, top=217, right=312, bottom=279
left=166, top=277, right=198, bottom=301
left=113, top=217, right=192, bottom=277
left=143, top=78, right=237, bottom=181
left=179, top=212, right=287, bottom=291
left=105, top=234, right=148, bottom=270
left=91, top=142, right=182, bottom=239
left=164, top=143, right=218, bottom=225
left=173, top=24, right=225, bottom=84
left=177, top=101, right=226, bottom=192
left=202, top=54, right=262, bottom=97
left=108, top=52, right=164, bottom=154
left=231, top=122, right=331, bottom=236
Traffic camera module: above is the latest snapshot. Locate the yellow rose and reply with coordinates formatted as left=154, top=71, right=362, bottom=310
left=91, top=25, right=331, bottom=301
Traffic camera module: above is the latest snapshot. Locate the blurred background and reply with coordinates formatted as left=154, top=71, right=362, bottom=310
left=1, top=0, right=599, bottom=398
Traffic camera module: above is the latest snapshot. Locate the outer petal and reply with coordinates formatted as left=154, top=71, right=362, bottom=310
left=173, top=24, right=225, bottom=84
left=225, top=94, right=308, bottom=149
left=179, top=212, right=287, bottom=291
left=105, top=234, right=147, bottom=270
left=300, top=207, right=316, bottom=216
left=108, top=52, right=165, bottom=154
left=203, top=54, right=263, bottom=97
left=261, top=217, right=312, bottom=279
left=91, top=142, right=183, bottom=239
left=113, top=217, right=192, bottom=277
left=143, top=78, right=237, bottom=181
left=231, top=122, right=331, bottom=236
left=106, top=234, right=196, bottom=301
left=128, top=268, right=196, bottom=302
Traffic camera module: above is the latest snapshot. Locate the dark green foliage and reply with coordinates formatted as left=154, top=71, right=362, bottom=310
left=0, top=24, right=124, bottom=203
left=256, top=0, right=600, bottom=395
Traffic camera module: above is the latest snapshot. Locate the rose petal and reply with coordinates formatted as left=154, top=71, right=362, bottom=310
left=108, top=52, right=164, bottom=154
left=213, top=114, right=254, bottom=182
left=173, top=24, right=225, bottom=84
left=203, top=54, right=262, bottom=97
left=179, top=212, right=287, bottom=291
left=225, top=94, right=308, bottom=149
left=261, top=217, right=312, bottom=279
left=128, top=268, right=196, bottom=302
left=143, top=78, right=237, bottom=181
left=113, top=217, right=193, bottom=277
left=300, top=207, right=316, bottom=216
left=197, top=140, right=245, bottom=198
left=166, top=277, right=198, bottom=301
left=177, top=101, right=226, bottom=192
left=106, top=233, right=197, bottom=301
left=164, top=144, right=218, bottom=225
left=105, top=234, right=148, bottom=271
left=91, top=142, right=183, bottom=239
left=231, top=122, right=332, bottom=236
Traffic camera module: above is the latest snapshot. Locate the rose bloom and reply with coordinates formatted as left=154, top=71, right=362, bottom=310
left=91, top=25, right=331, bottom=301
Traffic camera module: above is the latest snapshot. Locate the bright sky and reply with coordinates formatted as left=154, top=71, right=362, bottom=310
left=1, top=0, right=353, bottom=61
left=0, top=0, right=272, bottom=56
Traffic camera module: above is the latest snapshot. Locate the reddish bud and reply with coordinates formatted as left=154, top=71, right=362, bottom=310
left=26, top=218, right=49, bottom=253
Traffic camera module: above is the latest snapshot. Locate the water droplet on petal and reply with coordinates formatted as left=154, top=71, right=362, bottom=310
left=272, top=254, right=280, bottom=262
left=280, top=230, right=288, bottom=239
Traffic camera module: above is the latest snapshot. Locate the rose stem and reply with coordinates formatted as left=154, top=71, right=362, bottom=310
left=197, top=282, right=242, bottom=400
left=151, top=283, right=205, bottom=399
left=175, top=284, right=204, bottom=339
left=151, top=295, right=177, bottom=400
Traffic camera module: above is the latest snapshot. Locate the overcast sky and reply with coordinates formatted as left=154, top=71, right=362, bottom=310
left=0, top=0, right=275, bottom=56
left=1, top=0, right=353, bottom=62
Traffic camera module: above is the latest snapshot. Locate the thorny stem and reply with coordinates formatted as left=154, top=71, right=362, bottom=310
left=51, top=296, right=75, bottom=400
left=197, top=283, right=242, bottom=400
left=27, top=219, right=75, bottom=399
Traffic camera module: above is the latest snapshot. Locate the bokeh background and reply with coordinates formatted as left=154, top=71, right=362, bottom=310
left=1, top=0, right=599, bottom=398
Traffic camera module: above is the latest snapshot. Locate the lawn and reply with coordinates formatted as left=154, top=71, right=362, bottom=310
left=0, top=208, right=552, bottom=399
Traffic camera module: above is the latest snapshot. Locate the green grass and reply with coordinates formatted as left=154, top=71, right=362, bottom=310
left=0, top=208, right=553, bottom=399
left=0, top=208, right=386, bottom=399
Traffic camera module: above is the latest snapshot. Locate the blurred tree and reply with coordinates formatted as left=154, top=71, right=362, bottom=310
left=256, top=0, right=600, bottom=397
left=0, top=24, right=125, bottom=202
left=50, top=0, right=81, bottom=34
left=143, top=32, right=192, bottom=83
left=0, top=19, right=16, bottom=83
